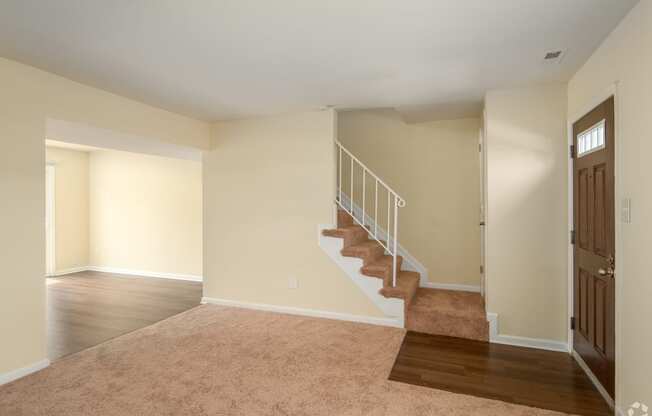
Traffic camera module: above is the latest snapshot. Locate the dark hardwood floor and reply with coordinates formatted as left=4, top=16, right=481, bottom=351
left=389, top=331, right=612, bottom=416
left=47, top=271, right=202, bottom=360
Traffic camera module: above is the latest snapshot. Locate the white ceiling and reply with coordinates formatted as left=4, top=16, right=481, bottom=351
left=0, top=0, right=638, bottom=122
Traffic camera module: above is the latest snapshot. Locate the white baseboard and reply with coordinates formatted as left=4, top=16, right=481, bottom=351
left=572, top=350, right=615, bottom=410
left=0, top=359, right=50, bottom=386
left=487, top=312, right=569, bottom=352
left=47, top=266, right=203, bottom=282
left=201, top=296, right=403, bottom=328
left=86, top=266, right=203, bottom=282
left=47, top=266, right=88, bottom=277
left=422, top=282, right=481, bottom=293
left=487, top=312, right=499, bottom=339
left=491, top=334, right=569, bottom=352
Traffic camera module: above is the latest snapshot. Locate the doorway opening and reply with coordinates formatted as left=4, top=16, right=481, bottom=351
left=44, top=121, right=204, bottom=361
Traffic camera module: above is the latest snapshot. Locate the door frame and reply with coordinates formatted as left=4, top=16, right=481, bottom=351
left=45, top=163, right=56, bottom=277
left=479, top=123, right=487, bottom=298
left=566, top=83, right=622, bottom=409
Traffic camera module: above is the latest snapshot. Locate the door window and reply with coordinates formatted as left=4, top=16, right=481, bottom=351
left=577, top=119, right=606, bottom=157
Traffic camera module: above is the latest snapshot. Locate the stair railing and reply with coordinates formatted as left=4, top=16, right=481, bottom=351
left=335, top=140, right=406, bottom=288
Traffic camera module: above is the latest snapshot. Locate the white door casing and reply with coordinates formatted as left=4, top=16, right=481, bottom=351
left=45, top=164, right=56, bottom=276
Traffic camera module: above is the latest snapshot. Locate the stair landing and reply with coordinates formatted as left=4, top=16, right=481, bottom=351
left=406, top=288, right=488, bottom=341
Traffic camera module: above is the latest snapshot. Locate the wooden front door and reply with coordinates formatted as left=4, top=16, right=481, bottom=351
left=572, top=97, right=615, bottom=399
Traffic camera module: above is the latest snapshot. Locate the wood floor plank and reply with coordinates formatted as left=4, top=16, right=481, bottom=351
left=47, top=271, right=202, bottom=360
left=388, top=331, right=612, bottom=416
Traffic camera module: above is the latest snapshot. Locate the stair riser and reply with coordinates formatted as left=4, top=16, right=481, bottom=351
left=337, top=210, right=354, bottom=228
left=341, top=246, right=385, bottom=266
left=361, top=257, right=404, bottom=284
left=380, top=282, right=418, bottom=304
left=362, top=248, right=385, bottom=266
left=342, top=231, right=369, bottom=248
left=406, top=315, right=489, bottom=342
left=322, top=227, right=370, bottom=248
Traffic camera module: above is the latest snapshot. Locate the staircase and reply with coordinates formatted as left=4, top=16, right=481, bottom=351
left=323, top=210, right=421, bottom=309
left=321, top=140, right=488, bottom=341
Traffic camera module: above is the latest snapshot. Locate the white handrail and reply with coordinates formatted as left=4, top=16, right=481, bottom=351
left=334, top=140, right=406, bottom=287
left=335, top=140, right=406, bottom=205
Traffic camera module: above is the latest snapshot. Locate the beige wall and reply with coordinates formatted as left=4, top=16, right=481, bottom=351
left=0, top=57, right=209, bottom=376
left=338, top=110, right=481, bottom=286
left=89, top=150, right=202, bottom=277
left=484, top=83, right=568, bottom=342
left=45, top=147, right=90, bottom=271
left=568, top=0, right=652, bottom=407
left=204, top=110, right=383, bottom=317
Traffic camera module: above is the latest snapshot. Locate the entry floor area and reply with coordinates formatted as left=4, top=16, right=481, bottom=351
left=47, top=271, right=202, bottom=360
left=3, top=304, right=604, bottom=415
left=389, top=331, right=611, bottom=416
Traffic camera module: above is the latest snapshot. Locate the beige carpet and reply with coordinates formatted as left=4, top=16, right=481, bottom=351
left=0, top=305, right=566, bottom=415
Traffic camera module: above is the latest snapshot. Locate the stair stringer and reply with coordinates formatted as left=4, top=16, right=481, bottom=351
left=318, top=224, right=404, bottom=328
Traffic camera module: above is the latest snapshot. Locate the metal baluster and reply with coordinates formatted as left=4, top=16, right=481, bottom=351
left=374, top=179, right=378, bottom=239
left=362, top=170, right=366, bottom=227
left=338, top=146, right=342, bottom=204
left=387, top=190, right=390, bottom=253
left=350, top=156, right=354, bottom=216
left=392, top=195, right=399, bottom=287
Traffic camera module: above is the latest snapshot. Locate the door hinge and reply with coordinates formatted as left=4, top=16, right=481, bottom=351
left=479, top=143, right=482, bottom=152
left=570, top=316, right=576, bottom=330
left=570, top=144, right=576, bottom=159
left=480, top=265, right=484, bottom=274
left=570, top=230, right=576, bottom=245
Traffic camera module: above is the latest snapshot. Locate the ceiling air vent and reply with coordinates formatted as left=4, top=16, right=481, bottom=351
left=543, top=50, right=565, bottom=64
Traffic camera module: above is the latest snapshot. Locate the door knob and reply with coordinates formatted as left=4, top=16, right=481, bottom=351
left=598, top=255, right=616, bottom=277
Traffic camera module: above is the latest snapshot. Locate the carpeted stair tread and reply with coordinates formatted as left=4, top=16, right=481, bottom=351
left=360, top=255, right=403, bottom=280
left=322, top=225, right=369, bottom=247
left=406, top=288, right=489, bottom=341
left=321, top=225, right=365, bottom=238
left=363, top=254, right=403, bottom=273
left=379, top=271, right=420, bottom=305
left=340, top=240, right=386, bottom=265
